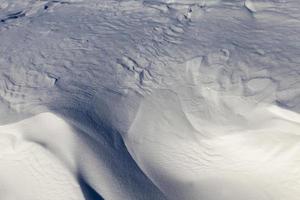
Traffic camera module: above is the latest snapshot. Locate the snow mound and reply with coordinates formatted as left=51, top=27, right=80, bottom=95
left=0, top=0, right=300, bottom=199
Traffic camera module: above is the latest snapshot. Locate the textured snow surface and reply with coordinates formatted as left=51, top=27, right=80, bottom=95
left=0, top=0, right=299, bottom=199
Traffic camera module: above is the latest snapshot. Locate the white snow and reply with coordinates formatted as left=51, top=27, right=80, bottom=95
left=0, top=0, right=299, bottom=199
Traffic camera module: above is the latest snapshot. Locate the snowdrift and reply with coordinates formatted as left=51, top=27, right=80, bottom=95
left=0, top=0, right=299, bottom=199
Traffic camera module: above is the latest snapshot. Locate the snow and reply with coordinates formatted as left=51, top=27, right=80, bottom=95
left=0, top=0, right=299, bottom=199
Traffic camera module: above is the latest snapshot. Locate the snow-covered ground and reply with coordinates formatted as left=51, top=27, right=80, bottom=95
left=0, top=0, right=299, bottom=199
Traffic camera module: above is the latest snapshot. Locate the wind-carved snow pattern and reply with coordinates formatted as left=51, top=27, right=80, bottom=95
left=0, top=0, right=299, bottom=200
left=0, top=68, right=57, bottom=112
left=116, top=56, right=154, bottom=92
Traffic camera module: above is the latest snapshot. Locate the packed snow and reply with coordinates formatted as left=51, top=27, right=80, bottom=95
left=0, top=0, right=299, bottom=199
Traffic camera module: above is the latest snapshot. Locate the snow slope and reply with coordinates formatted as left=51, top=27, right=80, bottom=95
left=0, top=0, right=299, bottom=199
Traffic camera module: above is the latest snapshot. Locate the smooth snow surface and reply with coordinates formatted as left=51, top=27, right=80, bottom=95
left=0, top=0, right=299, bottom=200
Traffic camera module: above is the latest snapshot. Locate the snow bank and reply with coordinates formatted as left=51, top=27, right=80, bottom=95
left=0, top=0, right=299, bottom=199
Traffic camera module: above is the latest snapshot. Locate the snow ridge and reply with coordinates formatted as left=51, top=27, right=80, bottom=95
left=0, top=0, right=299, bottom=199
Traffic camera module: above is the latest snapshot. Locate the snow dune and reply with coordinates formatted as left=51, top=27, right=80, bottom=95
left=127, top=89, right=300, bottom=200
left=0, top=0, right=299, bottom=199
left=0, top=112, right=165, bottom=200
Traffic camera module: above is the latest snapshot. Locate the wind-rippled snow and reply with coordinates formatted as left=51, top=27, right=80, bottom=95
left=0, top=0, right=299, bottom=199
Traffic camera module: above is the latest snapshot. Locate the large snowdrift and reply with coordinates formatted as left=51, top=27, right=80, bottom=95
left=0, top=0, right=299, bottom=199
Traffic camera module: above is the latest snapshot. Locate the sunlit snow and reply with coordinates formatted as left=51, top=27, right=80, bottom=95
left=0, top=0, right=299, bottom=199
